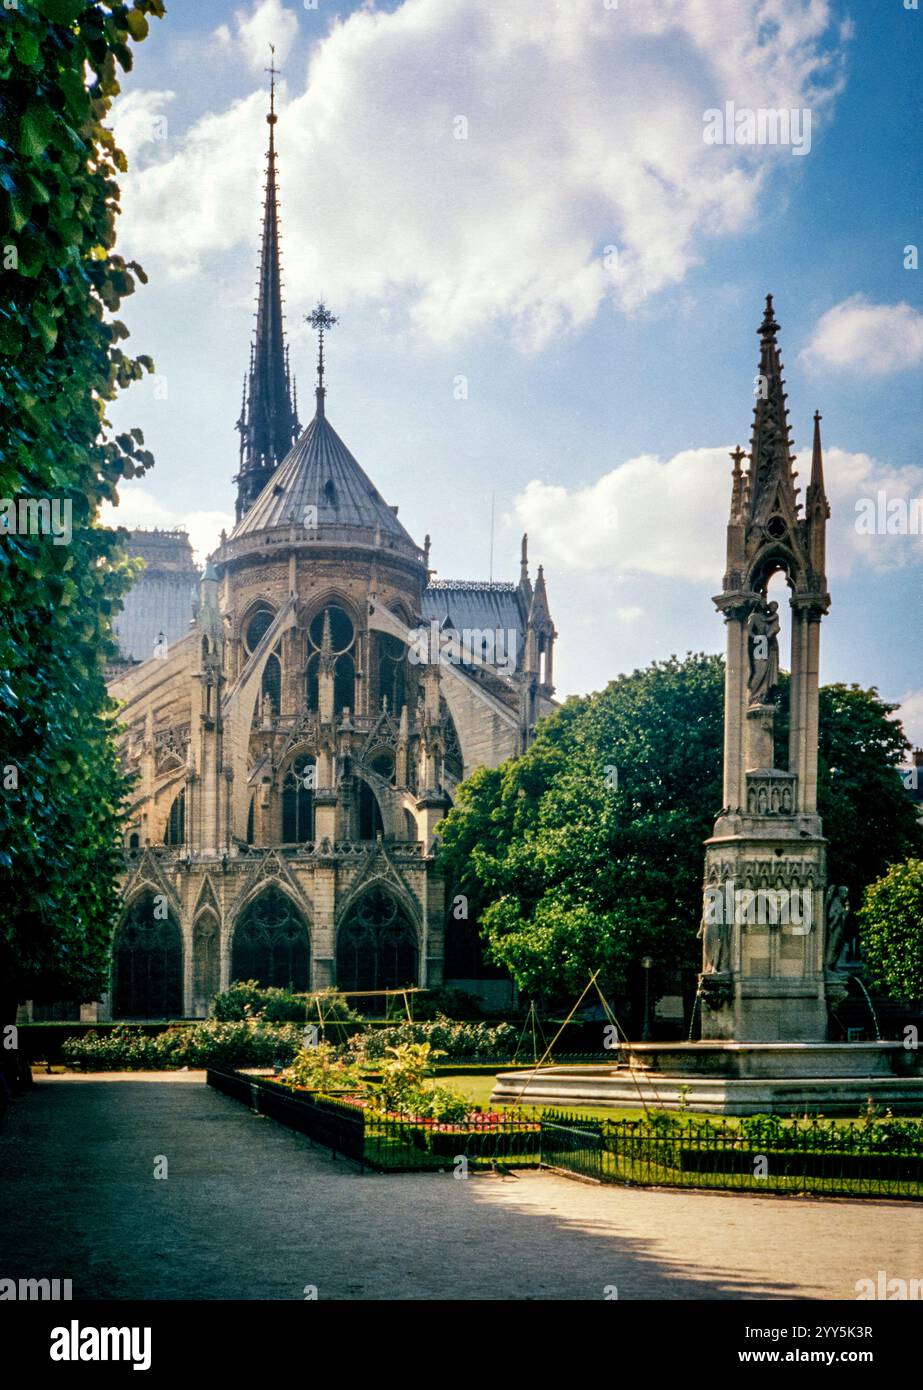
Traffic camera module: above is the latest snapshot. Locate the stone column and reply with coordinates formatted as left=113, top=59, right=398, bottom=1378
left=802, top=614, right=822, bottom=815
left=311, top=862, right=336, bottom=989
left=745, top=704, right=775, bottom=771
left=722, top=609, right=747, bottom=810
left=423, top=869, right=446, bottom=987
left=789, top=605, right=807, bottom=808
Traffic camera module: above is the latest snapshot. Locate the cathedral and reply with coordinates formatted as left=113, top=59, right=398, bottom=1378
left=102, top=84, right=557, bottom=1021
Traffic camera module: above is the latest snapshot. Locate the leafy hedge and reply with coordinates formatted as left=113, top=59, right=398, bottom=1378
left=61, top=1021, right=303, bottom=1071
left=210, top=980, right=362, bottom=1024
left=609, top=1109, right=923, bottom=1156
left=347, top=1015, right=517, bottom=1062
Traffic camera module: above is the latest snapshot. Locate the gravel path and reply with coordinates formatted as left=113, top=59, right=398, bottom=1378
left=1, top=1073, right=918, bottom=1301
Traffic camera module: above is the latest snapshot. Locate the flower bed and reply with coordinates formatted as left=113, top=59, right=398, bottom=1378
left=207, top=1065, right=542, bottom=1170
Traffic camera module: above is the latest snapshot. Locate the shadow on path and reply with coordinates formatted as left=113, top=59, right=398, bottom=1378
left=1, top=1076, right=917, bottom=1300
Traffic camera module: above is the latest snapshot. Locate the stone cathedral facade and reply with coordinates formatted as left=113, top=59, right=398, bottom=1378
left=103, top=89, right=557, bottom=1020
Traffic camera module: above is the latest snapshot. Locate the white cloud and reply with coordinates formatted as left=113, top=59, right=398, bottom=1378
left=233, top=0, right=299, bottom=73
left=100, top=487, right=233, bottom=567
left=116, top=0, right=848, bottom=348
left=514, top=444, right=923, bottom=582
left=801, top=296, right=923, bottom=375
left=111, top=89, right=175, bottom=166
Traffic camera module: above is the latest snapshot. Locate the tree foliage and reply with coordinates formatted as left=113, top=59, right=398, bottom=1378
left=437, top=655, right=923, bottom=1001
left=0, top=0, right=163, bottom=1013
left=858, top=860, right=923, bottom=1004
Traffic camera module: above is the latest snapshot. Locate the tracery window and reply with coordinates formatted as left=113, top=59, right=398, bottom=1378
left=245, top=606, right=275, bottom=654
left=336, top=888, right=418, bottom=992
left=377, top=633, right=407, bottom=715
left=164, top=788, right=185, bottom=846
left=231, top=888, right=310, bottom=991
left=282, top=755, right=316, bottom=842
left=113, top=895, right=183, bottom=1019
left=305, top=605, right=356, bottom=715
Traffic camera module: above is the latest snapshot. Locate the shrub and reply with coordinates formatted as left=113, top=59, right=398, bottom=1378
left=210, top=981, right=307, bottom=1023
left=859, top=859, right=923, bottom=1003
left=62, top=1020, right=303, bottom=1071
left=348, top=1015, right=517, bottom=1062
left=401, top=1085, right=471, bottom=1123
left=363, top=1043, right=470, bottom=1121
left=280, top=1041, right=364, bottom=1093
left=210, top=981, right=361, bottom=1025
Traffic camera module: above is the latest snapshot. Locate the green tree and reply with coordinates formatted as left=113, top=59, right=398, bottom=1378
left=777, top=680, right=922, bottom=917
left=0, top=1, right=163, bottom=1061
left=858, top=860, right=923, bottom=1004
left=437, top=655, right=923, bottom=1005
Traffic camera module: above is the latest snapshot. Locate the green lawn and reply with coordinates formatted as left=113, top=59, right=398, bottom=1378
left=429, top=1069, right=730, bottom=1124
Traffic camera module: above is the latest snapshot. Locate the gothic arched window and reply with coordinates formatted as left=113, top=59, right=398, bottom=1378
left=261, top=651, right=281, bottom=714
left=358, top=778, right=384, bottom=840
left=245, top=606, right=275, bottom=654
left=231, top=888, right=310, bottom=991
left=336, top=888, right=418, bottom=993
left=443, top=707, right=463, bottom=783
left=164, top=788, right=185, bottom=846
left=113, top=895, right=183, bottom=1019
left=377, top=633, right=407, bottom=715
left=282, top=755, right=315, bottom=843
left=334, top=653, right=356, bottom=717
left=305, top=605, right=356, bottom=715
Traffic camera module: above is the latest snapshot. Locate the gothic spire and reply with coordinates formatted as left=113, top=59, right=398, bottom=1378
left=746, top=294, right=798, bottom=528
left=234, top=49, right=300, bottom=522
left=805, top=410, right=830, bottom=579
left=729, top=445, right=747, bottom=523
left=807, top=410, right=828, bottom=506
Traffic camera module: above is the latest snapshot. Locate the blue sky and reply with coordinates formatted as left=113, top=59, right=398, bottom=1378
left=104, top=0, right=923, bottom=746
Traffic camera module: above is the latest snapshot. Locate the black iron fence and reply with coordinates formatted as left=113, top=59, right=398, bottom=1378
left=538, top=1109, right=923, bottom=1200
left=206, top=1070, right=923, bottom=1197
left=208, top=1066, right=365, bottom=1165
left=363, top=1110, right=541, bottom=1171
left=207, top=1067, right=541, bottom=1172
left=539, top=1120, right=603, bottom=1180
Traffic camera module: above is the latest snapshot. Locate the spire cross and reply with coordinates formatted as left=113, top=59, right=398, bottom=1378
left=266, top=44, right=279, bottom=124
left=307, top=302, right=338, bottom=391
left=730, top=445, right=747, bottom=469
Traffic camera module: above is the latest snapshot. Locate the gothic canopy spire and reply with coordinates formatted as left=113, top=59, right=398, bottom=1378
left=746, top=293, right=798, bottom=529
left=234, top=46, right=300, bottom=522
left=719, top=295, right=829, bottom=614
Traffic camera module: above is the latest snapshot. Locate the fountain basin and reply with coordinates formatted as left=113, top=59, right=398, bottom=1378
left=491, top=1042, right=923, bottom=1115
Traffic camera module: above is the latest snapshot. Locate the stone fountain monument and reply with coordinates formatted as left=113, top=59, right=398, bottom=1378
left=493, top=297, right=923, bottom=1114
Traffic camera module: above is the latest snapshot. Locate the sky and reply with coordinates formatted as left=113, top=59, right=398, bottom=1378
left=102, top=0, right=923, bottom=747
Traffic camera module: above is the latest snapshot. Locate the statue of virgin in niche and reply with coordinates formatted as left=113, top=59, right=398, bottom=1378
left=747, top=600, right=780, bottom=706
